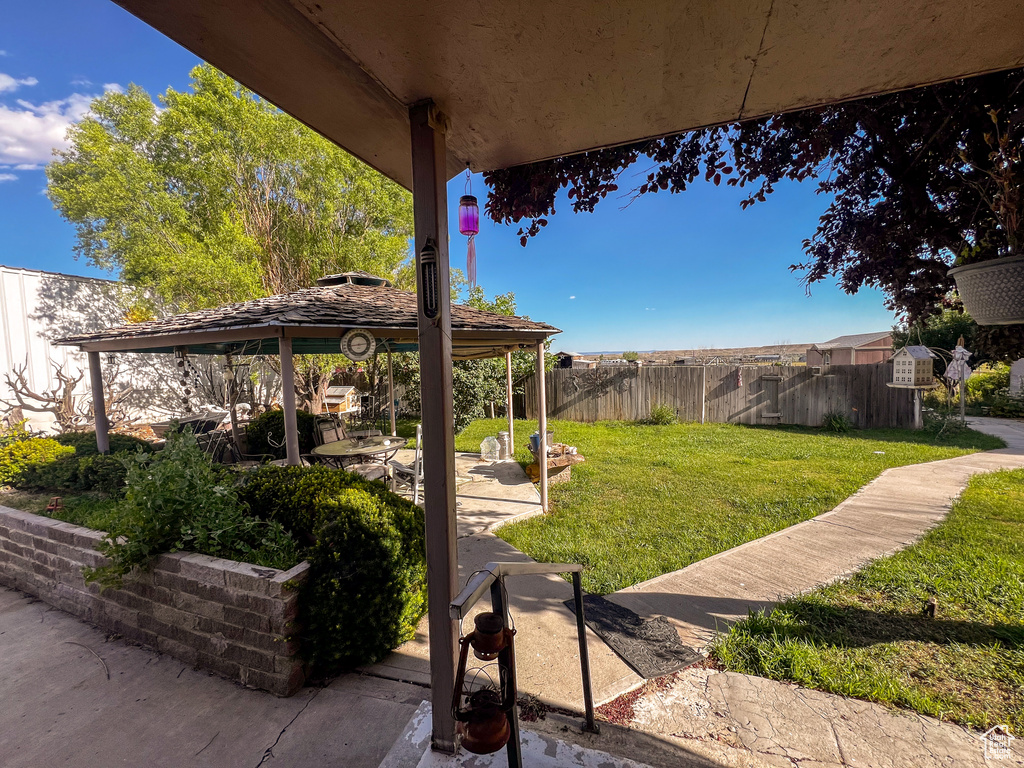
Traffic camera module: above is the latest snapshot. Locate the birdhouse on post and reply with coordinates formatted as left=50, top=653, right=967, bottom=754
left=891, top=346, right=937, bottom=388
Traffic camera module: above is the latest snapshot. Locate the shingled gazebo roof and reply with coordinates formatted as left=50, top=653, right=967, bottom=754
left=57, top=282, right=559, bottom=360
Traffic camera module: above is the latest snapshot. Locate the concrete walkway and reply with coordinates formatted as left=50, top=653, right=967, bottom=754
left=366, top=452, right=643, bottom=711
left=621, top=665, right=1024, bottom=767
left=608, top=417, right=1024, bottom=650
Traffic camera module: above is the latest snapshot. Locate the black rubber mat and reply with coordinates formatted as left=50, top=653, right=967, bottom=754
left=564, top=593, right=702, bottom=679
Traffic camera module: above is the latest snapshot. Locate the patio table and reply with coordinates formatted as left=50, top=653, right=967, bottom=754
left=311, top=435, right=404, bottom=467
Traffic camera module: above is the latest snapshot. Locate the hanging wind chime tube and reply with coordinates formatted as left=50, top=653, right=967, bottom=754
left=459, top=168, right=480, bottom=288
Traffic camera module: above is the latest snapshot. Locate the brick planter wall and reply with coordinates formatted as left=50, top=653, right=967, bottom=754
left=0, top=504, right=308, bottom=696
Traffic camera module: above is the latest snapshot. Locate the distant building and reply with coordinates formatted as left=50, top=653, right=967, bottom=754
left=806, top=332, right=893, bottom=366
left=554, top=351, right=578, bottom=369
left=555, top=351, right=597, bottom=369
left=324, top=385, right=360, bottom=414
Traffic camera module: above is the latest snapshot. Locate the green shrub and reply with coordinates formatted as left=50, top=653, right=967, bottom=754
left=646, top=403, right=677, bottom=425
left=86, top=430, right=299, bottom=588
left=966, top=363, right=1010, bottom=403
left=0, top=419, right=34, bottom=448
left=239, top=464, right=415, bottom=540
left=245, top=409, right=317, bottom=459
left=300, top=489, right=427, bottom=673
left=240, top=464, right=427, bottom=674
left=822, top=410, right=853, bottom=433
left=19, top=452, right=131, bottom=495
left=0, top=438, right=75, bottom=486
left=990, top=395, right=1024, bottom=419
left=55, top=430, right=153, bottom=456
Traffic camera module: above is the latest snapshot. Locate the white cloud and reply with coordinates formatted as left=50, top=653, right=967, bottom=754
left=0, top=51, right=8, bottom=57
left=569, top=295, right=576, bottom=300
left=0, top=92, right=94, bottom=165
left=0, top=173, right=17, bottom=182
left=13, top=163, right=39, bottom=170
left=103, top=83, right=124, bottom=94
left=0, top=73, right=38, bottom=93
left=71, top=77, right=92, bottom=87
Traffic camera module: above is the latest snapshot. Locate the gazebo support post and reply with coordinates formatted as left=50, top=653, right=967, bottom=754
left=225, top=353, right=243, bottom=450
left=278, top=337, right=300, bottom=465
left=387, top=349, right=397, bottom=437
left=410, top=100, right=459, bottom=754
left=505, top=350, right=514, bottom=454
left=536, top=342, right=548, bottom=512
left=87, top=351, right=110, bottom=455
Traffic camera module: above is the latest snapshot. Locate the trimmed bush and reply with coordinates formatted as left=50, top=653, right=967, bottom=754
left=300, top=489, right=426, bottom=673
left=239, top=464, right=419, bottom=539
left=0, top=438, right=75, bottom=486
left=240, top=464, right=427, bottom=674
left=19, top=452, right=132, bottom=495
left=246, top=409, right=317, bottom=459
left=54, top=430, right=153, bottom=456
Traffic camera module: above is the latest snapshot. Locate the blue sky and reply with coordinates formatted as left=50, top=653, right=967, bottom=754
left=1, top=0, right=897, bottom=352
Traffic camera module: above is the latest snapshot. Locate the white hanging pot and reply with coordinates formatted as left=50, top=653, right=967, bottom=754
left=948, top=253, right=1024, bottom=325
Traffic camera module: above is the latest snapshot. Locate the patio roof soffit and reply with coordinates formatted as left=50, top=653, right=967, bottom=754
left=113, top=0, right=1024, bottom=190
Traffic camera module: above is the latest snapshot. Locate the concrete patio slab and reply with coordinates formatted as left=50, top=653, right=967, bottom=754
left=380, top=700, right=785, bottom=768
left=0, top=586, right=426, bottom=768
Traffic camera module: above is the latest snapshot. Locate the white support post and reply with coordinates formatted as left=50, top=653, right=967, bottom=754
left=387, top=348, right=397, bottom=437
left=536, top=342, right=548, bottom=512
left=410, top=100, right=459, bottom=754
left=279, top=336, right=300, bottom=465
left=505, top=351, right=515, bottom=453
left=87, top=351, right=110, bottom=454
left=225, top=353, right=243, bottom=451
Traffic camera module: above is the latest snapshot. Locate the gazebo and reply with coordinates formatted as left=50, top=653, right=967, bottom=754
left=84, top=0, right=1024, bottom=752
left=57, top=275, right=560, bottom=503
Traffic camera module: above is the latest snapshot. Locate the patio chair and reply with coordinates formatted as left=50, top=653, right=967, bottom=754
left=314, top=416, right=347, bottom=446
left=390, top=424, right=423, bottom=505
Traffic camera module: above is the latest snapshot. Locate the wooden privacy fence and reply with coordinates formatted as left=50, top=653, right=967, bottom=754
left=521, top=364, right=915, bottom=429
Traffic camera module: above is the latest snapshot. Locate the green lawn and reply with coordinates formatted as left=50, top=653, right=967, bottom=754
left=712, top=468, right=1024, bottom=732
left=456, top=418, right=1004, bottom=594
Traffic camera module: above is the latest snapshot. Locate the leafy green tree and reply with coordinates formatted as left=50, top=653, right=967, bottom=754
left=48, top=64, right=415, bottom=409
left=393, top=288, right=553, bottom=432
left=48, top=64, right=413, bottom=311
left=622, top=351, right=640, bottom=362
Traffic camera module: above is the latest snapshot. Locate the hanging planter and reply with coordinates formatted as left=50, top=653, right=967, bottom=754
left=948, top=253, right=1024, bottom=325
